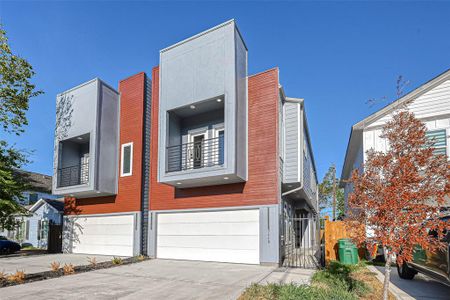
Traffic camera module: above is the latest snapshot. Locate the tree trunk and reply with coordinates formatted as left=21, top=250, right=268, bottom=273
left=383, top=249, right=392, bottom=300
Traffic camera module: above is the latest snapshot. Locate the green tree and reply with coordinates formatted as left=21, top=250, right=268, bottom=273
left=0, top=25, right=42, bottom=230
left=318, top=164, right=345, bottom=219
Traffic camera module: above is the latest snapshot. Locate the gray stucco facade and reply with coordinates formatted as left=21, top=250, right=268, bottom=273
left=158, top=20, right=248, bottom=188
left=52, top=78, right=120, bottom=198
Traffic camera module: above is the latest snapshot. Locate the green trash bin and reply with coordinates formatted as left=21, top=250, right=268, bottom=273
left=338, top=238, right=358, bottom=265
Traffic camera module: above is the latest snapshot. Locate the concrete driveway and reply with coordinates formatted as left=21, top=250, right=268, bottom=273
left=1, top=259, right=277, bottom=300
left=375, top=266, right=450, bottom=299
left=0, top=253, right=121, bottom=274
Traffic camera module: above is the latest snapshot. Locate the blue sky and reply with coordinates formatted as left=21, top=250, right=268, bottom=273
left=1, top=1, right=449, bottom=181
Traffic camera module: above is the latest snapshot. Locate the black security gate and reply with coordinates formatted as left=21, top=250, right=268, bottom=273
left=283, top=216, right=320, bottom=268
left=47, top=223, right=62, bottom=253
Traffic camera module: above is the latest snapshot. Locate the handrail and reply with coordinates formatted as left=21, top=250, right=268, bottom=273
left=166, top=136, right=224, bottom=172
left=57, top=162, right=89, bottom=187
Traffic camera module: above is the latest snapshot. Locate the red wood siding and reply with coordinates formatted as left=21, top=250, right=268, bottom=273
left=65, top=73, right=146, bottom=215
left=149, top=67, right=280, bottom=210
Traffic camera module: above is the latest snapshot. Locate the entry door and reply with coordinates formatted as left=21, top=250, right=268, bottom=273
left=193, top=135, right=205, bottom=168
left=188, top=127, right=208, bottom=170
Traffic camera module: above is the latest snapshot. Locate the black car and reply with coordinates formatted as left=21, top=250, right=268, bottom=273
left=0, top=236, right=21, bottom=255
left=397, top=216, right=450, bottom=286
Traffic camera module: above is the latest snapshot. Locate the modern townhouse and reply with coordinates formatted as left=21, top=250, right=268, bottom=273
left=340, top=69, right=450, bottom=212
left=53, top=20, right=318, bottom=267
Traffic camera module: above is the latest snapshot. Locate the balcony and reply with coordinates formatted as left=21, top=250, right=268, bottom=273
left=167, top=136, right=224, bottom=172
left=57, top=163, right=89, bottom=188
left=158, top=20, right=248, bottom=188
left=52, top=78, right=119, bottom=198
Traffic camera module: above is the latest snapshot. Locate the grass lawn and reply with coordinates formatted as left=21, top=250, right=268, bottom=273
left=239, top=261, right=395, bottom=300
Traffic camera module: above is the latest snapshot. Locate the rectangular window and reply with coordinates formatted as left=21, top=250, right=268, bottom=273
left=120, top=142, right=133, bottom=176
left=29, top=193, right=38, bottom=204
left=426, top=130, right=447, bottom=155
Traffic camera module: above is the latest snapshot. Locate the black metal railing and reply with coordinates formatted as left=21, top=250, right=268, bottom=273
left=167, top=136, right=224, bottom=172
left=57, top=163, right=89, bottom=187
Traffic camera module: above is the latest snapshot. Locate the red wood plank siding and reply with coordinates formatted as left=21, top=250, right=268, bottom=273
left=149, top=67, right=280, bottom=210
left=65, top=73, right=146, bottom=215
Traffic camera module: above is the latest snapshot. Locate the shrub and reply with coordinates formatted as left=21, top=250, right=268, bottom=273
left=63, top=264, right=75, bottom=275
left=7, top=270, right=25, bottom=283
left=111, top=257, right=123, bottom=265
left=137, top=255, right=146, bottom=261
left=87, top=256, right=97, bottom=267
left=50, top=261, right=60, bottom=272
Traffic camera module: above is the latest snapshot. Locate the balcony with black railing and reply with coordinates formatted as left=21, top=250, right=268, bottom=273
left=167, top=136, right=224, bottom=173
left=57, top=162, right=89, bottom=188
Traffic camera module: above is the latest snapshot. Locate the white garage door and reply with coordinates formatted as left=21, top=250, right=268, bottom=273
left=70, top=214, right=135, bottom=256
left=157, top=209, right=260, bottom=264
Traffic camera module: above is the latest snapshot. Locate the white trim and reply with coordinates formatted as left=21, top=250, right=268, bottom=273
left=212, top=123, right=225, bottom=138
left=120, top=142, right=133, bottom=177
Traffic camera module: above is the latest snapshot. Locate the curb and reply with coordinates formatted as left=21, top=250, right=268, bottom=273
left=366, top=265, right=414, bottom=300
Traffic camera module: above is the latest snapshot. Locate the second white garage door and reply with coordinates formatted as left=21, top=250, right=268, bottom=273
left=70, top=214, right=135, bottom=256
left=156, top=209, right=260, bottom=264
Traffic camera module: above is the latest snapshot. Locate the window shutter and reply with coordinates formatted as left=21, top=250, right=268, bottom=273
left=426, top=130, right=447, bottom=155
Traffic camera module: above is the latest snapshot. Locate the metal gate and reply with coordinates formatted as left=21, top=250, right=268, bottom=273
left=47, top=223, right=62, bottom=253
left=283, top=216, right=320, bottom=268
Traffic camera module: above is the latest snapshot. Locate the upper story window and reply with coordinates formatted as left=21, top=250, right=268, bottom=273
left=426, top=130, right=447, bottom=156
left=29, top=193, right=38, bottom=204
left=120, top=142, right=133, bottom=177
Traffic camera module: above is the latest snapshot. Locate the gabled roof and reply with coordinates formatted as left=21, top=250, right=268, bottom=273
left=340, top=68, right=450, bottom=186
left=29, top=198, right=64, bottom=213
left=14, top=169, right=53, bottom=194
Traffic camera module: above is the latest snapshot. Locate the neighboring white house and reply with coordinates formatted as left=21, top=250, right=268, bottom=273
left=1, top=199, right=64, bottom=249
left=340, top=69, right=450, bottom=212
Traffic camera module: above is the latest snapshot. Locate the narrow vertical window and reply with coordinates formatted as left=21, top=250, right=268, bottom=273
left=121, top=142, right=133, bottom=176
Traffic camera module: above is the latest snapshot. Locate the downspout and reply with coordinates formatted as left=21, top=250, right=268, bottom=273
left=140, top=74, right=152, bottom=256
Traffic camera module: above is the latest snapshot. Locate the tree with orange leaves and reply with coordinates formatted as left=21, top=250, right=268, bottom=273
left=346, top=110, right=450, bottom=300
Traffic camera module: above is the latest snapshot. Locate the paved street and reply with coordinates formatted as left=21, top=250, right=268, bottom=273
left=375, top=266, right=450, bottom=300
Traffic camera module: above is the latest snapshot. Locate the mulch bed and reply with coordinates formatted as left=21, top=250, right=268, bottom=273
left=0, top=256, right=150, bottom=288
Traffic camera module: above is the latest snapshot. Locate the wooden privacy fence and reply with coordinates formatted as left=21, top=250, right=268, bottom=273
left=323, top=218, right=365, bottom=265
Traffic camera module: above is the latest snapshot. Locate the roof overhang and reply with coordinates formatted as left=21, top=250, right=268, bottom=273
left=340, top=68, right=450, bottom=187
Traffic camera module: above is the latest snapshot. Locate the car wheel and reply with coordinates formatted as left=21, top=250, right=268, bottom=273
left=397, top=262, right=417, bottom=280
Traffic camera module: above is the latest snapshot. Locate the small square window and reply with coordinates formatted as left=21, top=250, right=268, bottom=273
left=121, top=142, right=133, bottom=176
left=29, top=193, right=38, bottom=204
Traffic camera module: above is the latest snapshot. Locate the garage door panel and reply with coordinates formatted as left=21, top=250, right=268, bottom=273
left=69, top=214, right=135, bottom=257
left=157, top=247, right=259, bottom=264
left=73, top=245, right=132, bottom=257
left=158, top=210, right=259, bottom=224
left=158, top=235, right=259, bottom=250
left=157, top=222, right=259, bottom=236
left=74, top=224, right=134, bottom=236
left=157, top=209, right=260, bottom=264
left=71, top=234, right=133, bottom=246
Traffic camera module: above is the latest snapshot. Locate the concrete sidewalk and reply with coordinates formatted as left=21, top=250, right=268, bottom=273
left=261, top=267, right=315, bottom=285
left=0, top=253, right=121, bottom=274
left=369, top=265, right=450, bottom=300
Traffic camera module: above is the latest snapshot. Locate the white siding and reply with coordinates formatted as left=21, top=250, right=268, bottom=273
left=283, top=102, right=300, bottom=183
left=369, top=79, right=450, bottom=128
